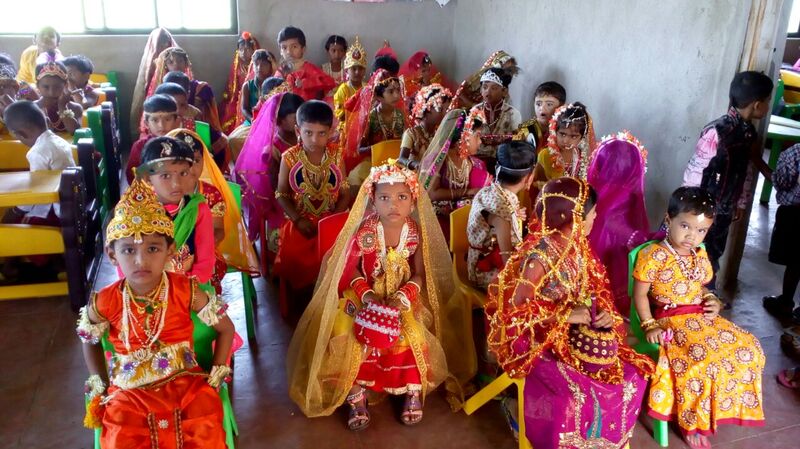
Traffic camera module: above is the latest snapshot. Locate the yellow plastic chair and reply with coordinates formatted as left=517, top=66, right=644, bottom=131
left=449, top=205, right=487, bottom=308
left=781, top=69, right=800, bottom=104
left=463, top=372, right=531, bottom=449
left=370, top=139, right=401, bottom=166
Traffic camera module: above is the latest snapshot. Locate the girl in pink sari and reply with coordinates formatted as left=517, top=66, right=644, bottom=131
left=587, top=131, right=650, bottom=314
left=234, top=92, right=304, bottom=256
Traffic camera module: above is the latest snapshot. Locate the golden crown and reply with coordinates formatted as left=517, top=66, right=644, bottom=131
left=106, top=178, right=174, bottom=245
left=344, top=36, right=367, bottom=70
left=36, top=62, right=67, bottom=81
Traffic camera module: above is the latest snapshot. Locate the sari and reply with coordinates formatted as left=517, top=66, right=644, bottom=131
left=399, top=50, right=452, bottom=116
left=130, top=28, right=177, bottom=133
left=587, top=132, right=650, bottom=314
left=286, top=177, right=472, bottom=416
left=220, top=33, right=260, bottom=134
left=486, top=177, right=654, bottom=449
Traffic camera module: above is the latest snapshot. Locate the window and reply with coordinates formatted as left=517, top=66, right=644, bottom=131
left=789, top=0, right=800, bottom=37
left=3, top=0, right=237, bottom=34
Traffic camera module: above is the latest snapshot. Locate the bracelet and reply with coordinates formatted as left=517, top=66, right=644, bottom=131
left=641, top=319, right=662, bottom=333
left=274, top=191, right=288, bottom=200
left=397, top=281, right=420, bottom=305
left=351, top=277, right=373, bottom=302
left=207, top=365, right=232, bottom=389
left=58, top=108, right=76, bottom=120
left=84, top=374, right=106, bottom=400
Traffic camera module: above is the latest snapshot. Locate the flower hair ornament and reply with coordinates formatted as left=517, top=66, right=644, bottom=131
left=545, top=103, right=594, bottom=178
left=458, top=107, right=485, bottom=159
left=479, top=69, right=504, bottom=88
left=36, top=62, right=68, bottom=81
left=598, top=130, right=649, bottom=173
left=365, top=160, right=420, bottom=200
left=411, top=84, right=453, bottom=122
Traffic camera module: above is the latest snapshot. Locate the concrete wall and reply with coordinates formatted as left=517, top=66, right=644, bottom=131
left=451, top=0, right=753, bottom=225
left=0, top=0, right=455, bottom=141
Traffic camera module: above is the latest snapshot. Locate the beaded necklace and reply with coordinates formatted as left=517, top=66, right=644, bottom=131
left=120, top=273, right=170, bottom=351
left=375, top=106, right=402, bottom=140
left=663, top=238, right=703, bottom=282
left=446, top=155, right=471, bottom=195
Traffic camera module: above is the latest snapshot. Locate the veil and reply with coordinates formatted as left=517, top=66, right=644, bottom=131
left=418, top=108, right=464, bottom=190
left=131, top=28, right=177, bottom=133
left=221, top=33, right=261, bottom=133
left=286, top=180, right=473, bottom=416
left=399, top=50, right=453, bottom=92
left=233, top=92, right=285, bottom=240
left=165, top=128, right=260, bottom=275
left=341, top=68, right=391, bottom=169
left=587, top=132, right=649, bottom=313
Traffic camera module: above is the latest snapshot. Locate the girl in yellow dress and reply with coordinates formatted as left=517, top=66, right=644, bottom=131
left=632, top=186, right=765, bottom=448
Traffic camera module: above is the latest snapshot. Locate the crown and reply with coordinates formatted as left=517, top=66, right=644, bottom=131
left=166, top=129, right=204, bottom=155
left=106, top=178, right=174, bottom=244
left=36, top=62, right=67, bottom=81
left=480, top=70, right=504, bottom=87
left=344, top=36, right=367, bottom=70
left=366, top=161, right=420, bottom=200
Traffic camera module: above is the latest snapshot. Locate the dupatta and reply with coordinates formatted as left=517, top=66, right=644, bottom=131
left=131, top=28, right=177, bottom=133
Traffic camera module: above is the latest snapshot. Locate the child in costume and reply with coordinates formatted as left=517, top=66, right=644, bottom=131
left=63, top=55, right=100, bottom=109
left=287, top=163, right=470, bottom=430
left=399, top=83, right=452, bottom=170
left=514, top=81, right=566, bottom=152
left=632, top=186, right=765, bottom=448
left=34, top=61, right=82, bottom=135
left=131, top=27, right=177, bottom=132
left=275, top=26, right=336, bottom=102
left=275, top=100, right=349, bottom=316
left=235, top=92, right=304, bottom=255
left=532, top=102, right=596, bottom=191
left=418, top=107, right=492, bottom=237
left=240, top=50, right=277, bottom=125
left=467, top=141, right=535, bottom=289
left=17, top=26, right=63, bottom=85
left=220, top=31, right=259, bottom=134
left=684, top=71, right=773, bottom=294
left=137, top=136, right=216, bottom=290
left=486, top=177, right=654, bottom=449
left=587, top=131, right=651, bottom=314
left=126, top=94, right=180, bottom=184
left=469, top=67, right=521, bottom=171
left=77, top=177, right=234, bottom=448
left=451, top=50, right=518, bottom=111
left=342, top=69, right=406, bottom=194
left=333, top=37, right=367, bottom=125
left=156, top=82, right=202, bottom=129
left=322, top=35, right=347, bottom=87
left=399, top=51, right=451, bottom=116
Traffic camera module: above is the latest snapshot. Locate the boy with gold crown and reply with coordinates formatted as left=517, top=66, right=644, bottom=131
left=333, top=36, right=367, bottom=127
left=287, top=162, right=474, bottom=431
left=77, top=178, right=235, bottom=448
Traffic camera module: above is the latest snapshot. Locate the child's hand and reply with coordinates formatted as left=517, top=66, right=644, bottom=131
left=516, top=207, right=527, bottom=222
left=295, top=217, right=317, bottom=239
left=567, top=305, right=591, bottom=325
left=362, top=291, right=379, bottom=305
left=645, top=327, right=666, bottom=345
left=703, top=296, right=721, bottom=319
left=592, top=309, right=614, bottom=329
left=70, top=89, right=84, bottom=104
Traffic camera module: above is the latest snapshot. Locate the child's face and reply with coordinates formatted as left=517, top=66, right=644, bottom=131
left=254, top=60, right=273, bottom=80
left=280, top=38, right=305, bottom=62
left=8, top=124, right=41, bottom=147
left=379, top=81, right=401, bottom=106
left=347, top=66, right=365, bottom=85
left=37, top=75, right=66, bottom=100
left=278, top=113, right=297, bottom=134
left=373, top=182, right=414, bottom=226
left=666, top=211, right=713, bottom=251
left=419, top=62, right=432, bottom=84
left=238, top=42, right=255, bottom=64
left=171, top=94, right=190, bottom=115
left=166, top=56, right=189, bottom=73
left=480, top=82, right=505, bottom=105
left=36, top=31, right=58, bottom=53
left=65, top=66, right=90, bottom=90
left=296, top=121, right=330, bottom=153
left=327, top=43, right=346, bottom=64
left=464, top=127, right=483, bottom=156
left=188, top=151, right=204, bottom=186
left=583, top=204, right=597, bottom=236
left=425, top=100, right=451, bottom=126
left=0, top=80, right=19, bottom=98
left=147, top=161, right=192, bottom=204
left=146, top=112, right=179, bottom=137
left=534, top=95, right=561, bottom=127
left=555, top=123, right=583, bottom=151
left=107, top=234, right=174, bottom=291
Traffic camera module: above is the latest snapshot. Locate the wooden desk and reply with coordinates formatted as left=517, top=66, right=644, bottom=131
left=0, top=170, right=61, bottom=207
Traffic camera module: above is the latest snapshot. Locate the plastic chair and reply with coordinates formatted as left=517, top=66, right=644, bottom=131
left=196, top=121, right=212, bottom=148
left=627, top=240, right=668, bottom=447
left=761, top=76, right=800, bottom=203
left=449, top=205, right=487, bottom=307
left=317, top=211, right=350, bottom=261
left=370, top=139, right=401, bottom=166
left=226, top=181, right=258, bottom=342
left=463, top=372, right=531, bottom=449
left=91, top=312, right=238, bottom=449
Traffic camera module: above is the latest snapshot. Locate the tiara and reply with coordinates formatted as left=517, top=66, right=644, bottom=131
left=0, top=66, right=16, bottom=81
left=377, top=76, right=399, bottom=87
left=36, top=62, right=67, bottom=81
left=366, top=161, right=420, bottom=200
left=480, top=70, right=504, bottom=87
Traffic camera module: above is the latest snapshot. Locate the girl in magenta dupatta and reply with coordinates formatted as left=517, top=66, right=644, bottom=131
left=587, top=131, right=650, bottom=315
left=234, top=92, right=304, bottom=246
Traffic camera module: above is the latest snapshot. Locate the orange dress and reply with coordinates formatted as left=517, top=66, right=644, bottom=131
left=93, top=273, right=226, bottom=449
left=633, top=243, right=765, bottom=435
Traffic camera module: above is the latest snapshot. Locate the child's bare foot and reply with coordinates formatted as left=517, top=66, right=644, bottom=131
left=400, top=391, right=423, bottom=425
left=346, top=386, right=369, bottom=431
left=682, top=430, right=710, bottom=448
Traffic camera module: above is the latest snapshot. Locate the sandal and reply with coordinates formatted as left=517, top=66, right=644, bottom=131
left=681, top=430, right=711, bottom=449
left=400, top=391, right=423, bottom=426
left=346, top=388, right=370, bottom=431
left=777, top=367, right=800, bottom=389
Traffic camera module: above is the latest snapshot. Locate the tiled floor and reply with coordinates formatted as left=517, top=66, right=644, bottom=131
left=1, top=186, right=799, bottom=449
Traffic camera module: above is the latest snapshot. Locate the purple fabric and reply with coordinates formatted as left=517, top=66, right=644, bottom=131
left=587, top=140, right=649, bottom=314
left=523, top=353, right=647, bottom=449
left=234, top=93, right=286, bottom=241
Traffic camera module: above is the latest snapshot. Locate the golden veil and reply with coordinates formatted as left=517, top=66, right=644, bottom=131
left=286, top=177, right=474, bottom=416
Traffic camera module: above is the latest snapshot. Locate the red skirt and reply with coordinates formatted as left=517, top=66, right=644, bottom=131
left=274, top=218, right=321, bottom=291
left=101, top=373, right=226, bottom=449
left=356, top=346, right=422, bottom=394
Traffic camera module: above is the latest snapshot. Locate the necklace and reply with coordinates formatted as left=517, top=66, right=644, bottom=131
left=446, top=156, right=471, bottom=195
left=663, top=239, right=703, bottom=282
left=120, top=273, right=169, bottom=351
left=375, top=107, right=402, bottom=140
left=484, top=101, right=504, bottom=131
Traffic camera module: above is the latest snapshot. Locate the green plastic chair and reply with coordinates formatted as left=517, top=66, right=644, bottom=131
left=196, top=121, right=212, bottom=148
left=90, top=312, right=238, bottom=448
left=627, top=240, right=668, bottom=447
left=86, top=106, right=112, bottom=221
left=226, top=181, right=258, bottom=341
left=763, top=78, right=800, bottom=203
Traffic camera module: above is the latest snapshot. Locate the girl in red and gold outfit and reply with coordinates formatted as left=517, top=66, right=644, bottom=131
left=287, top=163, right=472, bottom=431
left=78, top=177, right=235, bottom=448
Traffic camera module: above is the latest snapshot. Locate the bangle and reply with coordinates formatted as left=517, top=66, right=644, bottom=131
left=58, top=108, right=76, bottom=120
left=397, top=281, right=420, bottom=305
left=207, top=365, right=232, bottom=389
left=641, top=319, right=662, bottom=332
left=84, top=374, right=106, bottom=400
left=352, top=277, right=373, bottom=302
